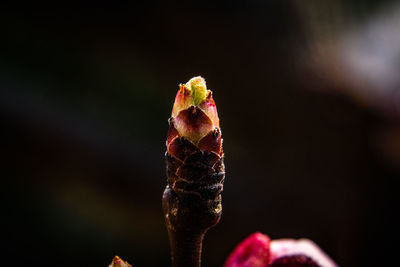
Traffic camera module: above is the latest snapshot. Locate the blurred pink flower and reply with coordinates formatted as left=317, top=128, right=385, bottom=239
left=224, top=232, right=338, bottom=267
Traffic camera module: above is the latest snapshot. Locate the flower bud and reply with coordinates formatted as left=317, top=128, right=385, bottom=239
left=167, top=76, right=222, bottom=159
left=108, top=256, right=132, bottom=267
left=164, top=76, right=225, bottom=232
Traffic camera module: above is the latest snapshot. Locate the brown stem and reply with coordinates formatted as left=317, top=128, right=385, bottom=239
left=163, top=148, right=224, bottom=267
left=167, top=228, right=205, bottom=267
left=162, top=185, right=222, bottom=267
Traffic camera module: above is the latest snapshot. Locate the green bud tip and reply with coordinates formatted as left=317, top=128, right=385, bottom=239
left=186, top=76, right=207, bottom=105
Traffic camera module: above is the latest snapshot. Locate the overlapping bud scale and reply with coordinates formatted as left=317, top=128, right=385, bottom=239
left=167, top=76, right=222, bottom=158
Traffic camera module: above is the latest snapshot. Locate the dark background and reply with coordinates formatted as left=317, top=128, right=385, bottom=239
left=2, top=1, right=399, bottom=266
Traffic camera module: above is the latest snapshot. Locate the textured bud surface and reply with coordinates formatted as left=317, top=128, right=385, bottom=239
left=164, top=76, right=224, bottom=232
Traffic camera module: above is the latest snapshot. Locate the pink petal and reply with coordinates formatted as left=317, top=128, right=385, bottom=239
left=224, top=232, right=271, bottom=267
left=270, top=239, right=338, bottom=267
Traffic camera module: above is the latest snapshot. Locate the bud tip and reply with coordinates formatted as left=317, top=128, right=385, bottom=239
left=109, top=255, right=132, bottom=267
left=185, top=76, right=207, bottom=105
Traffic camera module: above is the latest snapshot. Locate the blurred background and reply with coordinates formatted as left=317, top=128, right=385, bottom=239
left=2, top=1, right=400, bottom=266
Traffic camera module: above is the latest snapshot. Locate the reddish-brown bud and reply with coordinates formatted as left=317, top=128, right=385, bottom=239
left=163, top=76, right=225, bottom=267
left=164, top=76, right=225, bottom=231
left=168, top=76, right=222, bottom=154
left=108, top=256, right=132, bottom=267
